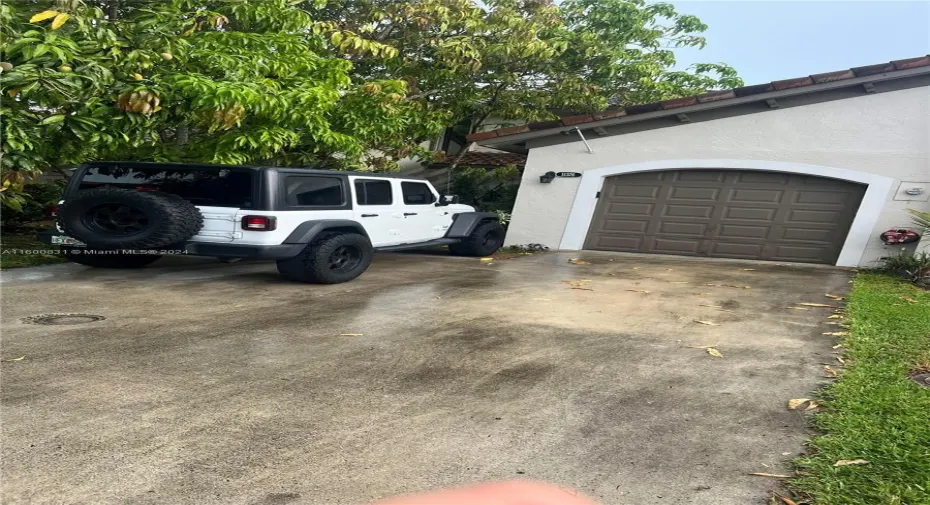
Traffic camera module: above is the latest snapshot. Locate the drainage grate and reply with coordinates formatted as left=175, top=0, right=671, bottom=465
left=21, top=314, right=106, bottom=326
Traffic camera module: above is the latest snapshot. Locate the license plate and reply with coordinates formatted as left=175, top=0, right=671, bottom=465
left=51, top=235, right=87, bottom=247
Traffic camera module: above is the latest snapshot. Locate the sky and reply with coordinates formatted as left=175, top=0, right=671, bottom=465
left=669, top=0, right=930, bottom=85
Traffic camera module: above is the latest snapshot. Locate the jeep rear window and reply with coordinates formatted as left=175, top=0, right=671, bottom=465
left=79, top=166, right=254, bottom=208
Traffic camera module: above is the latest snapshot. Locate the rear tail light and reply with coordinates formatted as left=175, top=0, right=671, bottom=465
left=241, top=215, right=277, bottom=231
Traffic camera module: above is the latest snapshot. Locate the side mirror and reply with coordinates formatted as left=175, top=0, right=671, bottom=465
left=437, top=194, right=459, bottom=206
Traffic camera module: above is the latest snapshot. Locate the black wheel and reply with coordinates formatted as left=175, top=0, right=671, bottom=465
left=276, top=232, right=374, bottom=284
left=58, top=187, right=203, bottom=249
left=61, top=247, right=162, bottom=269
left=449, top=221, right=505, bottom=257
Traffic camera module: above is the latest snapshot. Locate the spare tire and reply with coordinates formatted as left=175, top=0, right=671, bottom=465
left=58, top=187, right=204, bottom=249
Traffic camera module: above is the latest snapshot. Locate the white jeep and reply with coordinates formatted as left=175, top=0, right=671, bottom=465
left=38, top=162, right=505, bottom=283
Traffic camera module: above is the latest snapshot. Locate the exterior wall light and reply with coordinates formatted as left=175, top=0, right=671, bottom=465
left=540, top=171, right=556, bottom=183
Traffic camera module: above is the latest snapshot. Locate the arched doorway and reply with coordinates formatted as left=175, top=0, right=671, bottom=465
left=557, top=160, right=895, bottom=266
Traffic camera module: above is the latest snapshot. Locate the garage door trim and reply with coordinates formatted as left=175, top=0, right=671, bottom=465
left=558, top=159, right=894, bottom=266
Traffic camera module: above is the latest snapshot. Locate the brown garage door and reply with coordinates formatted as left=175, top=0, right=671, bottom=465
left=584, top=170, right=865, bottom=264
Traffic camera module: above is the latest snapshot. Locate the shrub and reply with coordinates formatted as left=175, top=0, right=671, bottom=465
left=0, top=181, right=65, bottom=232
left=880, top=252, right=930, bottom=288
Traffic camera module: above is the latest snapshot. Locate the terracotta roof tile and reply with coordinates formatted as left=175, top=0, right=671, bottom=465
left=624, top=102, right=662, bottom=115
left=810, top=69, right=855, bottom=83
left=852, top=62, right=896, bottom=77
left=697, top=90, right=736, bottom=103
left=772, top=76, right=814, bottom=90
left=733, top=82, right=775, bottom=97
left=430, top=151, right=527, bottom=168
left=561, top=114, right=595, bottom=125
left=660, top=96, right=698, bottom=109
left=893, top=55, right=930, bottom=70
left=465, top=56, right=930, bottom=142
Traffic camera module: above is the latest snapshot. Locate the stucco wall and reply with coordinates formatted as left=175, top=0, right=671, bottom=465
left=505, top=86, right=930, bottom=266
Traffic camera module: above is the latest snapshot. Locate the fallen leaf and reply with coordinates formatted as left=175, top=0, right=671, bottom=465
left=799, top=303, right=836, bottom=308
left=832, top=344, right=844, bottom=349
left=902, top=297, right=918, bottom=303
left=828, top=314, right=843, bottom=319
left=748, top=472, right=792, bottom=478
left=824, top=366, right=838, bottom=377
left=787, top=398, right=820, bottom=410
left=626, top=289, right=649, bottom=293
left=739, top=268, right=756, bottom=271
left=668, top=281, right=689, bottom=284
left=694, top=292, right=712, bottom=296
left=836, top=356, right=846, bottom=365
left=339, top=333, right=364, bottom=337
left=607, top=273, right=616, bottom=276
left=787, top=307, right=809, bottom=310
left=705, top=283, right=751, bottom=289
left=822, top=331, right=849, bottom=336
left=825, top=322, right=846, bottom=326
left=2, top=356, right=25, bottom=362
left=706, top=347, right=724, bottom=358
left=568, top=258, right=590, bottom=265
left=773, top=492, right=800, bottom=505
left=571, top=287, right=594, bottom=291
left=694, top=320, right=719, bottom=326
left=833, top=459, right=869, bottom=467
left=782, top=452, right=793, bottom=456
left=561, top=280, right=592, bottom=287
left=666, top=268, right=673, bottom=271
left=825, top=294, right=845, bottom=300
left=480, top=257, right=493, bottom=262
left=632, top=267, right=640, bottom=270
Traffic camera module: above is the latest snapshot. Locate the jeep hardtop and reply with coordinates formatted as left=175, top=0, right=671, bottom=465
left=38, top=162, right=504, bottom=283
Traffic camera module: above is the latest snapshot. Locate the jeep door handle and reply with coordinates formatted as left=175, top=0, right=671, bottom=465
left=404, top=212, right=417, bottom=216
left=361, top=214, right=379, bottom=217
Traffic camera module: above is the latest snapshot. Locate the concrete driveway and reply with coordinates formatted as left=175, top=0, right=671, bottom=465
left=0, top=252, right=851, bottom=505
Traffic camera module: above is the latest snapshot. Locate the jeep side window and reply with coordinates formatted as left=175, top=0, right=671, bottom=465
left=354, top=179, right=393, bottom=205
left=401, top=181, right=435, bottom=205
left=285, top=176, right=344, bottom=206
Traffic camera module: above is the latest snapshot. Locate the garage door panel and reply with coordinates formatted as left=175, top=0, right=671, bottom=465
left=662, top=204, right=714, bottom=218
left=780, top=227, right=837, bottom=241
left=722, top=207, right=779, bottom=221
left=586, top=169, right=865, bottom=264
left=590, top=235, right=645, bottom=251
left=658, top=222, right=708, bottom=236
left=606, top=202, right=654, bottom=215
left=674, top=171, right=727, bottom=182
left=611, top=185, right=661, bottom=198
left=794, top=190, right=856, bottom=205
left=710, top=242, right=765, bottom=257
left=787, top=209, right=843, bottom=224
left=601, top=219, right=649, bottom=233
left=668, top=187, right=720, bottom=200
left=652, top=237, right=703, bottom=254
left=728, top=188, right=786, bottom=203
left=717, top=224, right=770, bottom=239
left=736, top=172, right=791, bottom=184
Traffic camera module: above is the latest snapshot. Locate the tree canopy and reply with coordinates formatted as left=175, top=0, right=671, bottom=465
left=0, top=0, right=740, bottom=210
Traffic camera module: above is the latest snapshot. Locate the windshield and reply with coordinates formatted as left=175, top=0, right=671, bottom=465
left=78, top=165, right=255, bottom=208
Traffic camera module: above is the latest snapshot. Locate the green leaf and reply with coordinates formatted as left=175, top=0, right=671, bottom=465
left=39, top=115, right=66, bottom=125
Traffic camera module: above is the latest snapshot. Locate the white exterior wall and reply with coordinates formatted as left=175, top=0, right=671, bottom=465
left=505, top=86, right=930, bottom=266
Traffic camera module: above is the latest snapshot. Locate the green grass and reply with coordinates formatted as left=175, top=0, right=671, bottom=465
left=0, top=232, right=67, bottom=269
left=791, top=273, right=930, bottom=505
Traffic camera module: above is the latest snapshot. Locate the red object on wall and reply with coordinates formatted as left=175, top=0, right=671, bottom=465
left=880, top=229, right=921, bottom=245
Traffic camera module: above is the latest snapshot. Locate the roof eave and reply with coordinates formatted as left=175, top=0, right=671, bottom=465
left=472, top=66, right=930, bottom=148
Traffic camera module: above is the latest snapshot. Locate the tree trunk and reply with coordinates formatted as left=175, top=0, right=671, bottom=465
left=108, top=0, right=120, bottom=20
left=176, top=124, right=189, bottom=146
left=444, top=141, right=474, bottom=194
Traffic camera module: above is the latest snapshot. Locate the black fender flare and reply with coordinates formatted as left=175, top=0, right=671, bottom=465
left=444, top=212, right=499, bottom=238
left=283, top=220, right=369, bottom=244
